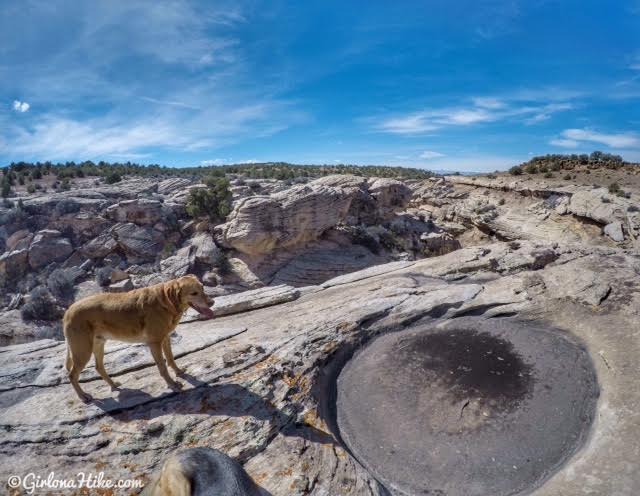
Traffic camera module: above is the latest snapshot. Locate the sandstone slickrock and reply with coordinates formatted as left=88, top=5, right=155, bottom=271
left=413, top=175, right=638, bottom=248
left=1, top=241, right=638, bottom=495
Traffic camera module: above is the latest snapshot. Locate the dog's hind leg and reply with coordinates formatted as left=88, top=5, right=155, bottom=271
left=149, top=341, right=182, bottom=391
left=67, top=331, right=93, bottom=403
left=162, top=337, right=184, bottom=375
left=65, top=347, right=72, bottom=371
left=93, top=338, right=120, bottom=391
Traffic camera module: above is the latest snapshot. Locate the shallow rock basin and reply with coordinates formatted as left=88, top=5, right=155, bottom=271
left=336, top=318, right=599, bottom=496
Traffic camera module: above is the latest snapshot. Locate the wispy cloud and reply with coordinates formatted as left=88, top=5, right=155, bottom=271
left=375, top=96, right=574, bottom=135
left=12, top=100, right=29, bottom=112
left=0, top=1, right=306, bottom=162
left=549, top=138, right=579, bottom=148
left=550, top=128, right=640, bottom=149
left=140, top=97, right=200, bottom=110
left=419, top=150, right=445, bottom=159
left=1, top=97, right=303, bottom=160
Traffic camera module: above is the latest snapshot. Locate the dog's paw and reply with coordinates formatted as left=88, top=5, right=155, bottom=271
left=168, top=380, right=183, bottom=391
left=110, top=381, right=121, bottom=391
left=79, top=393, right=93, bottom=403
left=174, top=367, right=186, bottom=376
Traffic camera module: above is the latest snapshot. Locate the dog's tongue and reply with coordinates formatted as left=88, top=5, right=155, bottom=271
left=189, top=303, right=215, bottom=319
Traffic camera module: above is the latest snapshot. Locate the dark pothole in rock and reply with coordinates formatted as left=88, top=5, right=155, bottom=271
left=335, top=318, right=599, bottom=496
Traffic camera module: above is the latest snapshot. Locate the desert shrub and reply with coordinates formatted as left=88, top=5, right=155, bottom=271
left=538, top=165, right=548, bottom=173
left=1, top=178, right=11, bottom=198
left=563, top=174, right=572, bottom=180
left=186, top=177, right=232, bottom=223
left=608, top=183, right=620, bottom=194
left=525, top=164, right=538, bottom=174
left=544, top=172, right=553, bottom=178
left=60, top=178, right=71, bottom=191
left=21, top=286, right=61, bottom=321
left=95, top=266, right=113, bottom=287
left=486, top=173, right=496, bottom=179
left=27, top=184, right=36, bottom=193
left=160, top=242, right=175, bottom=259
left=211, top=250, right=232, bottom=275
left=628, top=205, right=639, bottom=212
left=105, top=171, right=122, bottom=184
left=47, top=268, right=78, bottom=300
left=498, top=198, right=506, bottom=205
left=378, top=229, right=399, bottom=251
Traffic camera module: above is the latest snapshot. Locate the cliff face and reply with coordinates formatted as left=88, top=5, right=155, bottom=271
left=1, top=241, right=639, bottom=495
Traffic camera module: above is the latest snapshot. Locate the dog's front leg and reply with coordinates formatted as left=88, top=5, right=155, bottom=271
left=148, top=342, right=182, bottom=391
left=162, top=337, right=184, bottom=375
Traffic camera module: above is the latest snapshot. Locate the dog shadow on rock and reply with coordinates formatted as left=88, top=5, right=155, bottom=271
left=93, top=375, right=337, bottom=449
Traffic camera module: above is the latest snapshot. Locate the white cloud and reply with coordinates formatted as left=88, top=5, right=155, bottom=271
left=562, top=128, right=640, bottom=148
left=472, top=97, right=505, bottom=109
left=12, top=100, right=29, bottom=112
left=443, top=108, right=494, bottom=125
left=378, top=113, right=439, bottom=134
left=549, top=138, right=579, bottom=148
left=375, top=95, right=574, bottom=135
left=419, top=150, right=445, bottom=159
left=0, top=95, right=303, bottom=160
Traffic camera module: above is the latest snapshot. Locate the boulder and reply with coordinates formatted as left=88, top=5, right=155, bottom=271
left=109, top=279, right=133, bottom=292
left=106, top=199, right=164, bottom=226
left=112, top=223, right=165, bottom=264
left=159, top=246, right=195, bottom=278
left=368, top=178, right=412, bottom=213
left=604, top=221, right=624, bottom=242
left=0, top=249, right=29, bottom=287
left=80, top=232, right=118, bottom=258
left=5, top=229, right=33, bottom=251
left=215, top=177, right=359, bottom=255
left=567, top=189, right=631, bottom=225
left=188, top=232, right=220, bottom=265
left=157, top=178, right=192, bottom=195
left=27, top=230, right=73, bottom=269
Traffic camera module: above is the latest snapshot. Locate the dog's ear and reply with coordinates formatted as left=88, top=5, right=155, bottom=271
left=163, top=280, right=183, bottom=313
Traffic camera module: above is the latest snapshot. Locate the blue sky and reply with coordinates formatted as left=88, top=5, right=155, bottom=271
left=1, top=0, right=639, bottom=171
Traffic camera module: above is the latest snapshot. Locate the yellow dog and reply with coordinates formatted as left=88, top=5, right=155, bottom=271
left=63, top=275, right=214, bottom=402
